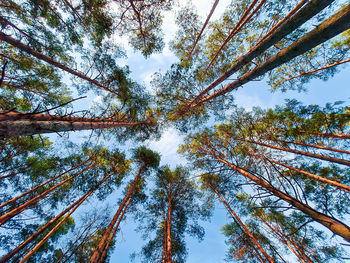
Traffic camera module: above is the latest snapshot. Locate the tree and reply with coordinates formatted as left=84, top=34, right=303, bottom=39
left=135, top=166, right=207, bottom=263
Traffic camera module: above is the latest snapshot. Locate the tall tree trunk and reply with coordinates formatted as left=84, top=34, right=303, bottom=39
left=0, top=159, right=89, bottom=209
left=205, top=0, right=264, bottom=71
left=162, top=206, right=168, bottom=263
left=186, top=0, right=220, bottom=61
left=258, top=216, right=311, bottom=263
left=99, top=197, right=132, bottom=262
left=89, top=164, right=146, bottom=263
left=0, top=165, right=91, bottom=226
left=0, top=111, right=150, bottom=137
left=188, top=0, right=334, bottom=106
left=243, top=138, right=350, bottom=166
left=200, top=145, right=350, bottom=242
left=209, top=185, right=274, bottom=263
left=165, top=183, right=173, bottom=263
left=251, top=152, right=350, bottom=192
left=259, top=136, right=350, bottom=155
left=0, top=172, right=112, bottom=263
left=195, top=3, right=350, bottom=106
left=0, top=32, right=117, bottom=94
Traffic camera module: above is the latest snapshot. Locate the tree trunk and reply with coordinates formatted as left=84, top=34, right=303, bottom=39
left=186, top=0, right=219, bottom=61
left=258, top=216, right=311, bottom=263
left=195, top=3, right=350, bottom=106
left=243, top=138, right=350, bottom=166
left=205, top=0, right=264, bottom=71
left=210, top=185, right=274, bottom=263
left=252, top=152, right=350, bottom=192
left=89, top=164, right=146, bottom=263
left=260, top=136, right=350, bottom=155
left=0, top=32, right=117, bottom=94
left=0, top=159, right=89, bottom=209
left=200, top=146, right=350, bottom=242
left=165, top=182, right=173, bottom=263
left=188, top=0, right=334, bottom=106
left=0, top=172, right=112, bottom=263
left=0, top=165, right=91, bottom=226
left=0, top=111, right=150, bottom=137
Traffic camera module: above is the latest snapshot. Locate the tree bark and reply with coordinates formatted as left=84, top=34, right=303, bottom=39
left=0, top=111, right=150, bottom=137
left=243, top=138, right=350, bottom=167
left=165, top=182, right=173, bottom=263
left=200, top=145, right=350, bottom=242
left=0, top=32, right=118, bottom=94
left=195, top=3, right=350, bottom=106
left=89, top=164, right=146, bottom=263
left=0, top=172, right=112, bottom=263
left=188, top=0, right=335, bottom=106
left=210, top=185, right=274, bottom=263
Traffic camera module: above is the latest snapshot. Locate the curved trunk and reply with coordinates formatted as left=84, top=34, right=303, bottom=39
left=0, top=32, right=117, bottom=94
left=0, top=166, right=90, bottom=226
left=0, top=172, right=111, bottom=263
left=252, top=153, right=350, bottom=192
left=195, top=4, right=350, bottom=106
left=244, top=138, right=350, bottom=166
left=0, top=111, right=149, bottom=137
left=210, top=185, right=274, bottom=263
left=0, top=160, right=89, bottom=209
left=89, top=164, right=146, bottom=263
left=188, top=0, right=334, bottom=106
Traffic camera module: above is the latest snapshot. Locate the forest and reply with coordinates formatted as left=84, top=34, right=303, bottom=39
left=0, top=0, right=350, bottom=262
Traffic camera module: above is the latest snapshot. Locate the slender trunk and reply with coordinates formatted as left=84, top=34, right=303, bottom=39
left=195, top=3, right=350, bottom=106
left=243, top=138, right=350, bottom=166
left=259, top=217, right=310, bottom=263
left=210, top=185, right=274, bottom=263
left=166, top=183, right=172, bottom=263
left=188, top=0, right=334, bottom=106
left=200, top=146, right=350, bottom=241
left=251, top=152, right=350, bottom=192
left=288, top=237, right=315, bottom=263
left=162, top=206, right=167, bottom=263
left=89, top=164, right=146, bottom=263
left=0, top=32, right=117, bottom=94
left=0, top=160, right=89, bottom=209
left=99, top=197, right=132, bottom=262
left=205, top=0, right=263, bottom=71
left=260, top=136, right=350, bottom=155
left=282, top=57, right=350, bottom=82
left=0, top=165, right=90, bottom=226
left=0, top=111, right=150, bottom=137
left=186, top=0, right=219, bottom=61
left=0, top=172, right=111, bottom=263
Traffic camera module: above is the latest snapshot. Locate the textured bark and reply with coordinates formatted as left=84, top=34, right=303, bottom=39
left=0, top=111, right=149, bottom=137
left=195, top=2, right=350, bottom=106
left=0, top=166, right=90, bottom=226
left=253, top=153, right=350, bottom=192
left=243, top=138, right=350, bottom=167
left=165, top=182, right=173, bottom=263
left=0, top=172, right=112, bottom=263
left=210, top=185, right=274, bottom=263
left=89, top=164, right=146, bottom=263
left=0, top=160, right=89, bottom=209
left=188, top=0, right=335, bottom=106
left=0, top=32, right=117, bottom=94
left=199, top=145, right=350, bottom=242
left=186, top=0, right=219, bottom=61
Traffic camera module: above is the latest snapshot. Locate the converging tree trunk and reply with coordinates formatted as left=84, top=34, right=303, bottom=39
left=0, top=111, right=150, bottom=137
